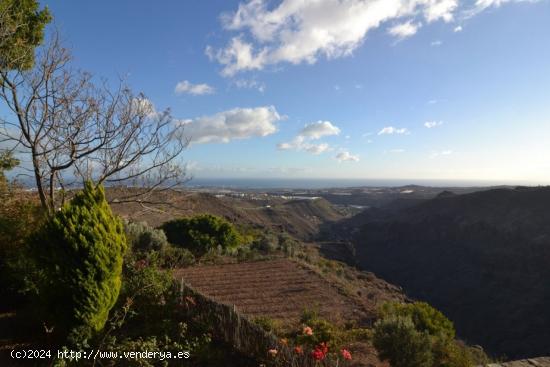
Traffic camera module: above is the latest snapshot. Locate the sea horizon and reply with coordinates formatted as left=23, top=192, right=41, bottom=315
left=185, top=177, right=547, bottom=190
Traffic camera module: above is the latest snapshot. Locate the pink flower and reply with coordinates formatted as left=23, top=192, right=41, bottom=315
left=303, top=326, right=313, bottom=336
left=268, top=349, right=278, bottom=357
left=294, top=346, right=303, bottom=354
left=341, top=348, right=352, bottom=360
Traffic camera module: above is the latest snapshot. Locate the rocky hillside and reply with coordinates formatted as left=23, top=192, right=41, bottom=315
left=331, top=186, right=550, bottom=359
left=109, top=189, right=345, bottom=240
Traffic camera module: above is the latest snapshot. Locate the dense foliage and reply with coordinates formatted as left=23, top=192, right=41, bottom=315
left=161, top=214, right=241, bottom=256
left=373, top=302, right=489, bottom=367
left=379, top=302, right=456, bottom=341
left=126, top=221, right=169, bottom=252
left=373, top=315, right=433, bottom=367
left=125, top=221, right=195, bottom=268
left=32, top=182, right=127, bottom=344
left=0, top=153, right=43, bottom=306
left=0, top=0, right=51, bottom=70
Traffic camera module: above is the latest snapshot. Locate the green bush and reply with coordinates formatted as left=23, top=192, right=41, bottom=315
left=251, top=232, right=279, bottom=252
left=125, top=221, right=168, bottom=253
left=32, top=182, right=127, bottom=344
left=0, top=191, right=43, bottom=305
left=156, top=245, right=195, bottom=268
left=373, top=315, right=433, bottom=367
left=59, top=261, right=212, bottom=366
left=253, top=316, right=282, bottom=334
left=379, top=302, right=455, bottom=341
left=374, top=302, right=488, bottom=367
left=160, top=214, right=241, bottom=256
left=124, top=221, right=195, bottom=268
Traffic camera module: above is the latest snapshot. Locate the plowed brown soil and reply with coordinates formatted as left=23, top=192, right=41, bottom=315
left=174, top=259, right=404, bottom=367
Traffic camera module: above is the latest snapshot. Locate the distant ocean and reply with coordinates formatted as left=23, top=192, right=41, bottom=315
left=185, top=177, right=525, bottom=189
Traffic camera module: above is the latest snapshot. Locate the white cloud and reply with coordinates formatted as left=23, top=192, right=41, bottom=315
left=431, top=40, right=443, bottom=46
left=174, top=80, right=215, bottom=95
left=388, top=20, right=422, bottom=39
left=206, top=38, right=267, bottom=77
left=378, top=126, right=410, bottom=135
left=233, top=78, right=266, bottom=92
left=423, top=0, right=458, bottom=22
left=305, top=143, right=331, bottom=155
left=473, top=0, right=518, bottom=12
left=424, top=120, right=444, bottom=128
left=300, top=121, right=341, bottom=139
left=465, top=0, right=541, bottom=18
left=454, top=25, right=463, bottom=32
left=210, top=0, right=468, bottom=76
left=336, top=151, right=360, bottom=162
left=179, top=106, right=282, bottom=144
left=277, top=137, right=332, bottom=155
left=277, top=120, right=340, bottom=155
left=210, top=0, right=543, bottom=75
left=131, top=97, right=159, bottom=119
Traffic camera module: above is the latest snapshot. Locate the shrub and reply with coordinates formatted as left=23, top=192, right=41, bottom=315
left=252, top=232, right=279, bottom=252
left=374, top=302, right=488, bottom=367
left=124, top=221, right=195, bottom=269
left=253, top=316, right=282, bottom=334
left=157, top=246, right=195, bottom=268
left=373, top=315, right=433, bottom=367
left=119, top=259, right=176, bottom=318
left=160, top=214, right=241, bottom=256
left=125, top=221, right=168, bottom=253
left=0, top=188, right=43, bottom=305
left=32, top=182, right=127, bottom=344
left=75, top=261, right=211, bottom=367
left=379, top=302, right=455, bottom=341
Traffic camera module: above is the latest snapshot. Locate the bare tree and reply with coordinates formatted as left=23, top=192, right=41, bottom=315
left=0, top=32, right=188, bottom=214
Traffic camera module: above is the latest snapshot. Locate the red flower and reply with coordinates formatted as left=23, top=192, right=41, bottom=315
left=311, top=343, right=328, bottom=361
left=294, top=346, right=303, bottom=354
left=341, top=349, right=352, bottom=360
left=311, top=348, right=326, bottom=361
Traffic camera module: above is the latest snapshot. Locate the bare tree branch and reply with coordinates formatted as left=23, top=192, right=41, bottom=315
left=0, top=30, right=188, bottom=214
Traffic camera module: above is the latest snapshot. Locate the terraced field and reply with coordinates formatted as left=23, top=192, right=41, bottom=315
left=175, top=258, right=388, bottom=328
left=174, top=258, right=404, bottom=366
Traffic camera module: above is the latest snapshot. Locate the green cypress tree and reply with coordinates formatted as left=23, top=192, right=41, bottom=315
left=34, top=181, right=127, bottom=344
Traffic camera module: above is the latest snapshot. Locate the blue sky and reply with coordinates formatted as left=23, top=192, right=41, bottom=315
left=41, top=0, right=550, bottom=183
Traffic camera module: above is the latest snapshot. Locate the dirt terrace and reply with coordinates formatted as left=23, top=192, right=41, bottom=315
left=174, top=258, right=398, bottom=367
left=175, top=259, right=371, bottom=328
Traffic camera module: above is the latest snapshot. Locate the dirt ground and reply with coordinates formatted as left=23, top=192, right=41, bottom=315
left=174, top=258, right=403, bottom=367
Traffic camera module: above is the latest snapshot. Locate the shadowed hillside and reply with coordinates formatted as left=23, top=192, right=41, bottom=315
left=331, top=186, right=550, bottom=359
